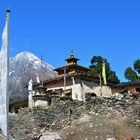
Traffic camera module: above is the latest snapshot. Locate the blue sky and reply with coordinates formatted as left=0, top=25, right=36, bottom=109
left=0, top=0, right=140, bottom=82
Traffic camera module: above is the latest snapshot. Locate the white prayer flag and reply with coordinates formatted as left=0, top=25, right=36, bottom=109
left=36, top=75, right=40, bottom=83
left=71, top=77, right=75, bottom=85
left=0, top=10, right=10, bottom=138
left=28, top=79, right=33, bottom=91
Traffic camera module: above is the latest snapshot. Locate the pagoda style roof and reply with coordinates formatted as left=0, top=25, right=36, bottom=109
left=33, top=73, right=100, bottom=88
left=64, top=50, right=80, bottom=64
left=65, top=57, right=80, bottom=61
left=112, top=81, right=140, bottom=88
left=54, top=64, right=89, bottom=71
left=33, top=73, right=116, bottom=88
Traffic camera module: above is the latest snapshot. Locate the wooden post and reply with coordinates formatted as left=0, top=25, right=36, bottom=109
left=63, top=69, right=66, bottom=96
left=99, top=73, right=102, bottom=96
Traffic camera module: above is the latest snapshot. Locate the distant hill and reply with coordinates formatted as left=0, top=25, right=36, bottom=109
left=9, top=51, right=57, bottom=104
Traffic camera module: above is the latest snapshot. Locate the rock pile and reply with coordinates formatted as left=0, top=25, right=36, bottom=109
left=9, top=93, right=140, bottom=139
left=86, top=93, right=140, bottom=120
left=9, top=98, right=82, bottom=139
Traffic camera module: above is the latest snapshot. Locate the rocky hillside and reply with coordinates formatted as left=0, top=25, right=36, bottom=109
left=9, top=51, right=57, bottom=104
left=9, top=93, right=140, bottom=140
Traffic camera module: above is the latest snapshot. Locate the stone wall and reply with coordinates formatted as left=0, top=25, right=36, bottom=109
left=81, top=80, right=112, bottom=97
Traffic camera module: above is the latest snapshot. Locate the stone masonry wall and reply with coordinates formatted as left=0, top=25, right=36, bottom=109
left=81, top=80, right=112, bottom=97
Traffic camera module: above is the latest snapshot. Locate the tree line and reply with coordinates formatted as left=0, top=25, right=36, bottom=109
left=89, top=56, right=140, bottom=83
left=124, top=59, right=140, bottom=81
left=88, top=56, right=120, bottom=84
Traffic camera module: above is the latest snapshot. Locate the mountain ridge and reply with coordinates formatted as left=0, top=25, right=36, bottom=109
left=9, top=51, right=57, bottom=105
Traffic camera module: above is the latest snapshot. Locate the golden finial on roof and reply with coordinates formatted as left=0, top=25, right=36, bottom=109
left=70, top=49, right=74, bottom=58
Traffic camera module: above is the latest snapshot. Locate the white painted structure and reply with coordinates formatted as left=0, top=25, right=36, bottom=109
left=0, top=10, right=10, bottom=139
left=41, top=75, right=112, bottom=101
left=28, top=79, right=33, bottom=108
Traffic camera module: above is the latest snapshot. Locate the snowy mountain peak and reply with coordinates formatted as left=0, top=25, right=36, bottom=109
left=14, top=51, right=54, bottom=70
left=9, top=51, right=57, bottom=104
left=15, top=51, right=40, bottom=61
